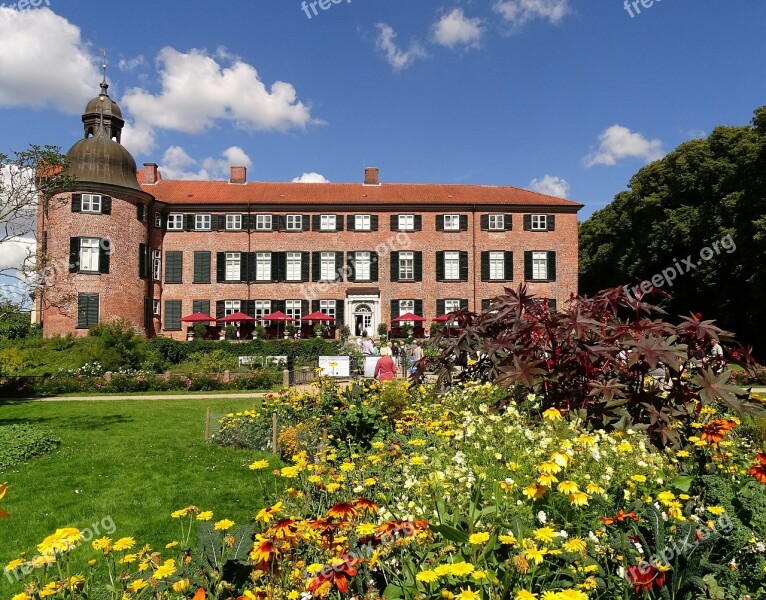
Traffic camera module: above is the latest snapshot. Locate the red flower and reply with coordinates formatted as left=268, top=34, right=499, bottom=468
left=627, top=563, right=666, bottom=593
left=600, top=509, right=640, bottom=526
left=327, top=502, right=358, bottom=520
left=353, top=498, right=379, bottom=516
left=307, top=558, right=359, bottom=593
left=748, top=453, right=766, bottom=484
left=700, top=419, right=737, bottom=444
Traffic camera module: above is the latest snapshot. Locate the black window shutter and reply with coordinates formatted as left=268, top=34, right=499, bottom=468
left=436, top=299, right=446, bottom=316
left=481, top=251, right=490, bottom=282
left=69, top=238, right=79, bottom=272
left=244, top=215, right=254, bottom=231
left=435, top=215, right=444, bottom=231
left=144, top=297, right=151, bottom=330
left=312, top=215, right=321, bottom=231
left=99, top=239, right=110, bottom=274
left=275, top=252, right=286, bottom=282
left=524, top=251, right=533, bottom=280
left=414, top=215, right=422, bottom=231
left=547, top=251, right=557, bottom=281
left=277, top=215, right=286, bottom=231
left=244, top=252, right=255, bottom=283
left=481, top=299, right=491, bottom=311
left=335, top=300, right=344, bottom=325
left=480, top=215, right=489, bottom=231
left=390, top=215, right=398, bottom=231
left=193, top=300, right=210, bottom=315
left=243, top=300, right=256, bottom=317
left=460, top=299, right=469, bottom=310
left=435, top=251, right=445, bottom=281
left=194, top=251, right=211, bottom=284
left=71, top=194, right=82, bottom=213
left=101, top=196, right=112, bottom=215
left=77, top=294, right=88, bottom=328
left=505, top=251, right=514, bottom=281
left=216, top=252, right=225, bottom=282
left=346, top=253, right=356, bottom=283
left=139, top=243, right=148, bottom=279
left=523, top=215, right=532, bottom=231
left=301, top=252, right=310, bottom=282
left=548, top=215, right=556, bottom=231
left=216, top=300, right=225, bottom=320
left=272, top=300, right=286, bottom=314
left=336, top=215, right=344, bottom=231
left=155, top=213, right=164, bottom=229
left=390, top=252, right=399, bottom=282
left=460, top=215, right=469, bottom=231
left=459, top=251, right=469, bottom=282
left=370, top=215, right=379, bottom=231
left=504, top=214, right=513, bottom=231
left=216, top=215, right=226, bottom=231
left=312, top=252, right=321, bottom=282
left=311, top=300, right=320, bottom=313
left=370, top=252, right=379, bottom=282
left=414, top=299, right=423, bottom=317
left=414, top=251, right=423, bottom=282
left=347, top=215, right=355, bottom=231
left=164, top=300, right=181, bottom=330
left=301, top=300, right=309, bottom=316
left=185, top=215, right=194, bottom=231
left=335, top=252, right=343, bottom=282
left=137, top=204, right=143, bottom=221
left=548, top=299, right=557, bottom=311
left=391, top=300, right=399, bottom=321
left=302, top=215, right=310, bottom=231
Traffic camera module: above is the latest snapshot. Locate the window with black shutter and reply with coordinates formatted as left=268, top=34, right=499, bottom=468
left=390, top=252, right=400, bottom=282
left=435, top=215, right=444, bottom=231
left=547, top=251, right=557, bottom=281
left=414, top=251, right=423, bottom=282
left=481, top=252, right=490, bottom=282
left=69, top=238, right=79, bottom=272
left=370, top=215, right=379, bottom=231
left=435, top=251, right=445, bottom=281
left=139, top=244, right=148, bottom=279
left=301, top=252, right=310, bottom=282
left=76, top=293, right=99, bottom=329
left=436, top=299, right=446, bottom=316
left=335, top=252, right=344, bottom=281
left=216, top=252, right=225, bottom=282
left=101, top=196, right=112, bottom=215
left=193, top=251, right=211, bottom=284
left=99, top=240, right=111, bottom=274
left=459, top=251, right=469, bottom=282
left=547, top=215, right=556, bottom=231
left=459, top=215, right=469, bottom=231
left=370, top=252, right=379, bottom=282
left=335, top=300, right=344, bottom=325
left=165, top=251, right=183, bottom=283
left=184, top=215, right=195, bottom=231
left=216, top=300, right=225, bottom=320
left=414, top=299, right=423, bottom=316
left=390, top=215, right=398, bottom=231
left=390, top=300, right=399, bottom=322
left=71, top=194, right=82, bottom=213
left=480, top=214, right=489, bottom=231
left=193, top=300, right=211, bottom=315
left=504, top=214, right=513, bottom=231
left=505, top=251, right=514, bottom=281
left=312, top=252, right=321, bottom=282
left=164, top=300, right=182, bottom=331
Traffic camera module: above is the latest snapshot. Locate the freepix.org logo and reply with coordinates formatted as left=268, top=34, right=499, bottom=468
left=1, top=0, right=51, bottom=10
left=300, top=0, right=352, bottom=20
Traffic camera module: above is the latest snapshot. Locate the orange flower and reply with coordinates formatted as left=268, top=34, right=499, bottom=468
left=600, top=509, right=640, bottom=526
left=353, top=498, right=379, bottom=516
left=327, top=502, right=357, bottom=520
left=268, top=518, right=298, bottom=539
left=748, top=453, right=766, bottom=484
left=307, top=558, right=359, bottom=593
left=700, top=419, right=737, bottom=444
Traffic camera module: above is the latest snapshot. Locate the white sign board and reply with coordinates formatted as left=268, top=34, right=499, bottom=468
left=318, top=356, right=351, bottom=377
left=239, top=356, right=288, bottom=367
left=364, top=356, right=381, bottom=378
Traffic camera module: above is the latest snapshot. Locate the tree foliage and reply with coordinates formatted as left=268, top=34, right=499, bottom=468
left=579, top=106, right=766, bottom=354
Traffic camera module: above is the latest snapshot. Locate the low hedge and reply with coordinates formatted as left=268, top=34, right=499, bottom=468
left=0, top=424, right=61, bottom=472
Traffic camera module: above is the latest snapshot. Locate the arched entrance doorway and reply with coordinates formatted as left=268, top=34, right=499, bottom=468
left=353, top=303, right=373, bottom=337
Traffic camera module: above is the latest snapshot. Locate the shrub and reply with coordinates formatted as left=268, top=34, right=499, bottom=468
left=173, top=349, right=239, bottom=374
left=0, top=425, right=61, bottom=472
left=87, top=319, right=144, bottom=372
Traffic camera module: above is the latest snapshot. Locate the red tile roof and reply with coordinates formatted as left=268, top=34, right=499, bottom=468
left=137, top=170, right=583, bottom=210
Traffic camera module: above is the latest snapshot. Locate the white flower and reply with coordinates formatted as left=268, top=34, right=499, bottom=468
left=537, top=511, right=548, bottom=524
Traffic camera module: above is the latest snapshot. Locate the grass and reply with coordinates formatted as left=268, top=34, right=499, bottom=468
left=0, top=398, right=282, bottom=596
left=52, top=389, right=271, bottom=398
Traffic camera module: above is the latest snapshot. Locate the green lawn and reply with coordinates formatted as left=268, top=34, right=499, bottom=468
left=0, top=398, right=282, bottom=596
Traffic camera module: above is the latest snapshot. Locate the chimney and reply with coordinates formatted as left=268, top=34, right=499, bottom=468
left=142, top=163, right=159, bottom=185
left=364, top=167, right=379, bottom=186
left=230, top=166, right=247, bottom=184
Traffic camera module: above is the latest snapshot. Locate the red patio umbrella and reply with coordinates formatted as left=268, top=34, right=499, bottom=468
left=391, top=312, right=426, bottom=323
left=301, top=311, right=336, bottom=322
left=180, top=312, right=215, bottom=323
left=258, top=311, right=294, bottom=338
left=432, top=313, right=454, bottom=322
left=218, top=311, right=256, bottom=323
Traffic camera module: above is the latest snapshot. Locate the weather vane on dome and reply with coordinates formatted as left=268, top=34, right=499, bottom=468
left=99, top=48, right=109, bottom=98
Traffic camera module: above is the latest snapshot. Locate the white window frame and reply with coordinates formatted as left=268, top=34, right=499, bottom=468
left=444, top=299, right=462, bottom=314
left=320, top=215, right=336, bottom=231
left=443, top=214, right=460, bottom=231
left=81, top=194, right=102, bottom=213
left=152, top=300, right=161, bottom=316
left=226, top=214, right=242, bottom=231
left=195, top=214, right=211, bottom=231
left=354, top=214, right=371, bottom=231
left=398, top=214, right=415, bottom=231
left=152, top=250, right=161, bottom=281
left=320, top=252, right=336, bottom=281
left=167, top=214, right=184, bottom=230
left=399, top=299, right=415, bottom=316
left=354, top=252, right=371, bottom=281
left=224, top=300, right=241, bottom=317
left=444, top=251, right=460, bottom=280
left=488, top=214, right=505, bottom=231
left=286, top=252, right=302, bottom=281
left=285, top=300, right=302, bottom=321
left=286, top=214, right=303, bottom=231
left=254, top=300, right=271, bottom=325
left=319, top=300, right=336, bottom=319
left=154, top=212, right=162, bottom=228
left=531, top=214, right=548, bottom=231
left=225, top=252, right=241, bottom=282
left=256, top=214, right=272, bottom=231
left=79, top=238, right=100, bottom=272
left=256, top=252, right=272, bottom=281
left=489, top=251, right=505, bottom=280
left=399, top=251, right=414, bottom=280
left=532, top=251, right=549, bottom=280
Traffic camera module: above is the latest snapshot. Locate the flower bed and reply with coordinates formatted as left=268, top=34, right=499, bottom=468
left=5, top=380, right=766, bottom=599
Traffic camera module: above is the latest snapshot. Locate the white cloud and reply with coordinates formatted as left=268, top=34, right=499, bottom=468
left=159, top=145, right=253, bottom=180
left=0, top=236, right=34, bottom=271
left=118, top=55, right=145, bottom=72
left=0, top=6, right=99, bottom=113
left=121, top=121, right=158, bottom=156
left=529, top=175, right=570, bottom=198
left=292, top=172, right=330, bottom=183
left=584, top=125, right=665, bottom=167
left=432, top=9, right=483, bottom=49
left=494, top=0, right=570, bottom=29
left=375, top=23, right=428, bottom=71
left=683, top=128, right=707, bottom=139
left=121, top=47, right=317, bottom=141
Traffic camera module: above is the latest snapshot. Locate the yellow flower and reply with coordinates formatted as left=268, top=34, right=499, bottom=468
left=165, top=541, right=179, bottom=548
left=170, top=506, right=199, bottom=518
left=306, top=563, right=324, bottom=575
left=656, top=491, right=676, bottom=506
left=557, top=480, right=579, bottom=495
left=416, top=570, right=439, bottom=583
left=12, top=594, right=31, bottom=600
left=471, top=570, right=488, bottom=580
left=468, top=532, right=491, bottom=545
left=449, top=562, right=475, bottom=576
left=172, top=579, right=191, bottom=593
left=410, top=455, right=426, bottom=466
left=569, top=492, right=590, bottom=506
left=340, top=462, right=355, bottom=472
left=563, top=538, right=587, bottom=553
left=676, top=450, right=691, bottom=458
left=543, top=408, right=563, bottom=421
left=585, top=483, right=605, bottom=495
left=6, top=558, right=25, bottom=571
left=525, top=546, right=546, bottom=565
left=499, top=534, right=517, bottom=545
left=618, top=441, right=633, bottom=453
left=92, top=537, right=113, bottom=552
left=559, top=591, right=589, bottom=600
left=214, top=519, right=235, bottom=531
left=119, top=554, right=138, bottom=564
left=538, top=472, right=559, bottom=487
left=113, top=537, right=135, bottom=552
left=515, top=590, right=538, bottom=600
left=197, top=511, right=214, bottom=521
left=532, top=527, right=556, bottom=544
left=249, top=459, right=270, bottom=470
left=707, top=506, right=726, bottom=516
left=127, top=579, right=149, bottom=592
left=523, top=484, right=547, bottom=500
left=456, top=587, right=481, bottom=600
left=630, top=475, right=647, bottom=483
left=538, top=461, right=561, bottom=474
left=153, top=559, right=176, bottom=580
left=280, top=466, right=301, bottom=478
left=357, top=522, right=377, bottom=536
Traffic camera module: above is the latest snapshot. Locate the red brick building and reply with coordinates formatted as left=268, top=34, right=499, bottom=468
left=38, top=83, right=584, bottom=340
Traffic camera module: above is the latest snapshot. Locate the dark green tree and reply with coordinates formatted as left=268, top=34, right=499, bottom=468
left=580, top=106, right=766, bottom=353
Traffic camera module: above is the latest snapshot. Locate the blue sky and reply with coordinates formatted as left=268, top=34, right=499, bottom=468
left=1, top=0, right=765, bottom=229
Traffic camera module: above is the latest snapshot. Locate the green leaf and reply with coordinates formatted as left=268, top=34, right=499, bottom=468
left=383, top=584, right=404, bottom=599
left=429, top=523, right=470, bottom=544
left=671, top=475, right=695, bottom=493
